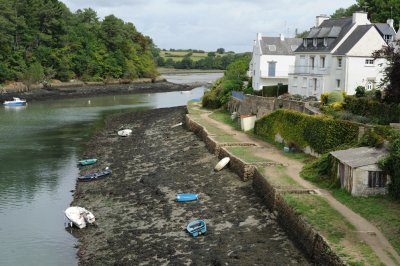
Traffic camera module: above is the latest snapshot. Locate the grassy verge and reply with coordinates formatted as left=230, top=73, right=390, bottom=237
left=226, top=146, right=267, bottom=164
left=284, top=194, right=382, bottom=265
left=208, top=109, right=241, bottom=131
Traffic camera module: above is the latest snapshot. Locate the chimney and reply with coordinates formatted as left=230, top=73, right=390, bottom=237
left=316, top=15, right=330, bottom=27
left=352, top=11, right=370, bottom=25
left=280, top=33, right=285, bottom=41
left=387, top=18, right=394, bottom=28
left=257, top=33, right=262, bottom=41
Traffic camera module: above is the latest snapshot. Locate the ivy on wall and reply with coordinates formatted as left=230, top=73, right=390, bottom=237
left=254, top=109, right=360, bottom=154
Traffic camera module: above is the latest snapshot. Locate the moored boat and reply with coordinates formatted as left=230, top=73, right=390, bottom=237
left=64, top=206, right=95, bottom=229
left=117, top=129, right=132, bottom=137
left=187, top=219, right=207, bottom=237
left=78, top=158, right=97, bottom=166
left=214, top=157, right=230, bottom=171
left=78, top=167, right=112, bottom=182
left=3, top=97, right=27, bottom=106
left=176, top=193, right=198, bottom=202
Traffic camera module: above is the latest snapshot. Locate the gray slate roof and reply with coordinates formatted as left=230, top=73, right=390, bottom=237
left=333, top=25, right=374, bottom=55
left=296, top=17, right=353, bottom=53
left=260, top=37, right=302, bottom=55
left=330, top=147, right=388, bottom=168
left=375, top=23, right=396, bottom=36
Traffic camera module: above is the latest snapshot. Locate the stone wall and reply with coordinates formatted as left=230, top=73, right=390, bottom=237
left=186, top=114, right=345, bottom=265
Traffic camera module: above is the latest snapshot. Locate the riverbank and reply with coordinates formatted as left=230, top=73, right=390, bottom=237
left=71, top=106, right=308, bottom=265
left=0, top=80, right=199, bottom=102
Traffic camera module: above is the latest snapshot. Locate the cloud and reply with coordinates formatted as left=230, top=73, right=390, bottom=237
left=60, top=0, right=356, bottom=52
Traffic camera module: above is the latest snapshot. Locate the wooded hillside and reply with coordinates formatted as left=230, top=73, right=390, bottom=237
left=0, top=0, right=158, bottom=83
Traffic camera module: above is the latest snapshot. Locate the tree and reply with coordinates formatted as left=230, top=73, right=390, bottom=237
left=331, top=4, right=359, bottom=19
left=23, top=62, right=44, bottom=90
left=216, top=48, right=225, bottom=54
left=373, top=41, right=400, bottom=103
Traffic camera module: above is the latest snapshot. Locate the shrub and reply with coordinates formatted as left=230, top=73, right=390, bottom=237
left=261, top=84, right=288, bottom=97
left=379, top=132, right=400, bottom=199
left=327, top=90, right=344, bottom=104
left=359, top=130, right=385, bottom=148
left=355, top=86, right=366, bottom=97
left=321, top=93, right=329, bottom=105
left=330, top=101, right=345, bottom=111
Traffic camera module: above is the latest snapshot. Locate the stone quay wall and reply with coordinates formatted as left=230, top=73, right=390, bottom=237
left=186, top=114, right=344, bottom=265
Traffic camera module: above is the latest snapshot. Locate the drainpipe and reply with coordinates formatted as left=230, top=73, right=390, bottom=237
left=345, top=56, right=349, bottom=94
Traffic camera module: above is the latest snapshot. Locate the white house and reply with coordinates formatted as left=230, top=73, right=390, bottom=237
left=288, top=12, right=396, bottom=98
left=249, top=33, right=302, bottom=91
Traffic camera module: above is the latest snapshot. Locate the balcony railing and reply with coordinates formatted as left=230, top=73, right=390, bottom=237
left=260, top=70, right=289, bottom=78
left=289, top=65, right=330, bottom=75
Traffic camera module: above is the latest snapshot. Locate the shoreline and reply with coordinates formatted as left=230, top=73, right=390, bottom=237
left=70, top=106, right=308, bottom=265
left=0, top=80, right=201, bottom=102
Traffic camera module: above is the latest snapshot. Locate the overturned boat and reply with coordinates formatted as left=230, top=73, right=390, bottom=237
left=176, top=193, right=198, bottom=202
left=64, top=206, right=95, bottom=229
left=78, top=167, right=112, bottom=182
left=78, top=158, right=97, bottom=166
left=117, top=129, right=132, bottom=137
left=214, top=157, right=230, bottom=171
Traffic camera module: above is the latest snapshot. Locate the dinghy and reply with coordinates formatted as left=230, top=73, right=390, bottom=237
left=78, top=158, right=97, bottom=166
left=171, top=122, right=183, bottom=128
left=117, top=129, right=132, bottom=137
left=64, top=206, right=95, bottom=229
left=3, top=97, right=27, bottom=106
left=214, top=157, right=230, bottom=171
left=176, top=193, right=198, bottom=202
left=187, top=219, right=207, bottom=237
left=78, top=167, right=112, bottom=182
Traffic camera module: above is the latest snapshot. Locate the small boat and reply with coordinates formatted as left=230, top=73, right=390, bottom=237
left=171, top=122, right=183, bottom=128
left=176, top=193, right=198, bottom=202
left=78, top=158, right=97, bottom=166
left=78, top=167, right=112, bottom=182
left=117, top=129, right=132, bottom=137
left=64, top=206, right=95, bottom=229
left=214, top=157, right=230, bottom=171
left=3, top=97, right=27, bottom=106
left=187, top=219, right=207, bottom=237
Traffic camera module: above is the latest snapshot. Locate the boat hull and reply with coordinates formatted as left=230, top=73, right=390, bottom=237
left=65, top=207, right=95, bottom=229
left=214, top=157, right=230, bottom=171
left=78, top=167, right=112, bottom=181
left=78, top=159, right=97, bottom=166
left=176, top=194, right=198, bottom=202
left=187, top=219, right=207, bottom=237
left=3, top=97, right=27, bottom=106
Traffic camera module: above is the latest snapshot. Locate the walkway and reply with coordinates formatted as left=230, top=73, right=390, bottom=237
left=190, top=106, right=400, bottom=266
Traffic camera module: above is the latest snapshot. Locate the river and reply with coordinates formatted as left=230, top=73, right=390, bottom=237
left=0, top=73, right=222, bottom=266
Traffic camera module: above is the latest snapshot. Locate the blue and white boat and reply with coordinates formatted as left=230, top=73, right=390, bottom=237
left=78, top=167, right=112, bottom=182
left=3, top=97, right=27, bottom=106
left=176, top=193, right=198, bottom=202
left=187, top=219, right=207, bottom=237
left=78, top=158, right=97, bottom=166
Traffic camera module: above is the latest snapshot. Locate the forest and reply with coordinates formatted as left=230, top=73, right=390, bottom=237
left=0, top=0, right=158, bottom=83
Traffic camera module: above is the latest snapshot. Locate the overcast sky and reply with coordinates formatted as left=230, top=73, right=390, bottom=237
left=60, top=0, right=356, bottom=52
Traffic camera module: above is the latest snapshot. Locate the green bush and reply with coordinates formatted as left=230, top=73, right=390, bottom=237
left=260, top=84, right=288, bottom=97
left=355, top=86, right=366, bottom=97
left=254, top=109, right=359, bottom=154
left=300, top=153, right=340, bottom=188
left=321, top=93, right=329, bottom=105
left=327, top=90, right=344, bottom=104
left=379, top=133, right=400, bottom=199
left=359, top=130, right=385, bottom=148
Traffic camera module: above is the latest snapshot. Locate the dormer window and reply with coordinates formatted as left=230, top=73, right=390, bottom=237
left=323, top=38, right=328, bottom=47
left=384, top=35, right=393, bottom=43
left=268, top=45, right=276, bottom=51
left=303, top=39, right=307, bottom=47
left=313, top=38, right=317, bottom=47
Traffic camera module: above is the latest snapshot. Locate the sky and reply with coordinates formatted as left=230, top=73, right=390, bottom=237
left=60, top=0, right=356, bottom=52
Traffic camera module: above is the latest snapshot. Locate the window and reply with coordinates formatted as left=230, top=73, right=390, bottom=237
left=367, top=81, right=374, bottom=90
left=368, top=171, right=387, bottom=188
left=323, top=38, right=328, bottom=47
left=303, top=39, right=307, bottom=47
left=310, top=56, right=315, bottom=69
left=268, top=62, right=276, bottom=77
left=384, top=35, right=393, bottom=43
left=313, top=38, right=317, bottom=47
left=268, top=45, right=276, bottom=51
left=336, top=79, right=341, bottom=88
left=337, top=57, right=342, bottom=68
left=320, top=56, right=326, bottom=68
left=365, top=59, right=374, bottom=65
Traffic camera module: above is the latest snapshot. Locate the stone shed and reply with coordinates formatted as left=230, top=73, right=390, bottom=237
left=330, top=147, right=390, bottom=196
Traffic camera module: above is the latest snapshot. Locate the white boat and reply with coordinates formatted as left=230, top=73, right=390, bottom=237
left=214, top=157, right=230, bottom=171
left=117, top=129, right=132, bottom=137
left=3, top=97, right=27, bottom=106
left=64, top=206, right=95, bottom=229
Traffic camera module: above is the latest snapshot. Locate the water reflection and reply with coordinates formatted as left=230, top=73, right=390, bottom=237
left=4, top=105, right=28, bottom=112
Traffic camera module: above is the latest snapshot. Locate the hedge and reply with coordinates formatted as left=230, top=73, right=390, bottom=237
left=254, top=109, right=360, bottom=154
left=255, top=84, right=288, bottom=97
left=344, top=96, right=400, bottom=124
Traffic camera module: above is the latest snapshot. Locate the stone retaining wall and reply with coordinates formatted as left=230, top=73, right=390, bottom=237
left=186, top=114, right=345, bottom=265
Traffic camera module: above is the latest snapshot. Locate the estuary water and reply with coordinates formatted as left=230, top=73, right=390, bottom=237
left=0, top=73, right=222, bottom=266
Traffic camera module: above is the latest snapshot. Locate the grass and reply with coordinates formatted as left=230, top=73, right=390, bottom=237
left=331, top=189, right=400, bottom=255
left=209, top=109, right=241, bottom=131
left=284, top=194, right=382, bottom=265
left=160, top=51, right=209, bottom=62
left=226, top=146, right=267, bottom=164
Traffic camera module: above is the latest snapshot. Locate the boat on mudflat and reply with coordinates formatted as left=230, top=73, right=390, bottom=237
left=78, top=167, right=112, bottom=182
left=187, top=219, right=207, bottom=237
left=176, top=193, right=198, bottom=202
left=78, top=158, right=97, bottom=166
left=65, top=206, right=95, bottom=229
left=3, top=97, right=27, bottom=106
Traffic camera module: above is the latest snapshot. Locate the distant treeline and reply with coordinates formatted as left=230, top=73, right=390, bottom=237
left=156, top=52, right=251, bottom=70
left=0, top=0, right=157, bottom=83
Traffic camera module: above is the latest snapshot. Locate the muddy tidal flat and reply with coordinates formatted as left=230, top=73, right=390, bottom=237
left=71, top=106, right=309, bottom=265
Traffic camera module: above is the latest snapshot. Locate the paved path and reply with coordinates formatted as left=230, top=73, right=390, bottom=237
left=193, top=109, right=400, bottom=266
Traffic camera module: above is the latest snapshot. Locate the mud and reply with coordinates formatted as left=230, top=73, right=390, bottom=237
left=71, top=106, right=309, bottom=265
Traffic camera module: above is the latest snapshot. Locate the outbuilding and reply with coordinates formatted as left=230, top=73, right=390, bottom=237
left=330, top=147, right=390, bottom=196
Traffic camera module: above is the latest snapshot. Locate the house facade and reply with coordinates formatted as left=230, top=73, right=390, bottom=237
left=330, top=147, right=390, bottom=196
left=288, top=12, right=396, bottom=98
left=249, top=33, right=302, bottom=91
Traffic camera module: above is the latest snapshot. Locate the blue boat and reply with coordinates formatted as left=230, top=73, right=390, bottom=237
left=176, top=193, right=198, bottom=202
left=187, top=219, right=207, bottom=237
left=78, top=158, right=97, bottom=166
left=4, top=97, right=27, bottom=106
left=78, top=167, right=112, bottom=182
